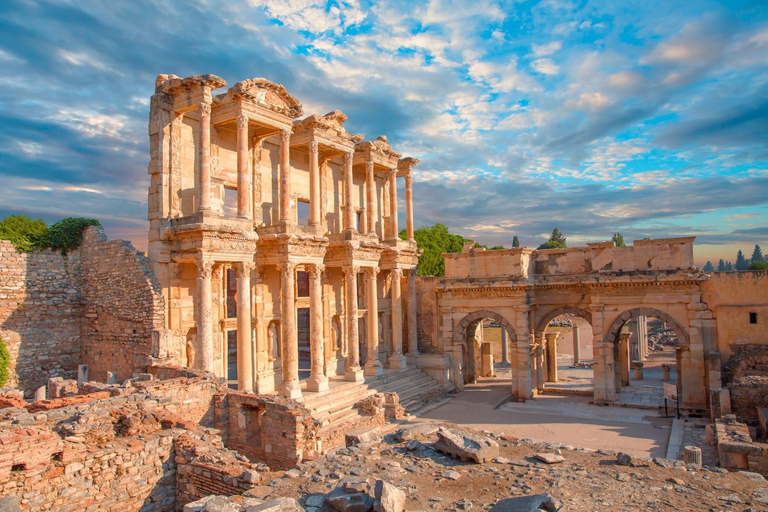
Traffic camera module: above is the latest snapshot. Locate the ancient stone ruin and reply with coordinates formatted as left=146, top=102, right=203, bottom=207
left=1, top=73, right=768, bottom=510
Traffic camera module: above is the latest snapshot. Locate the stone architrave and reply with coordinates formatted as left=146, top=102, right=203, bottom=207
left=306, top=264, right=329, bottom=393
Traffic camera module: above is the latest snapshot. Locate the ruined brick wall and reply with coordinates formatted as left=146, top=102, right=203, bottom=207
left=80, top=226, right=167, bottom=383
left=722, top=346, right=768, bottom=424
left=217, top=393, right=319, bottom=470
left=0, top=240, right=82, bottom=395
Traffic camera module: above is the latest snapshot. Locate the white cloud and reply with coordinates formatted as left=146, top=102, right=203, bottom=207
left=531, top=58, right=559, bottom=75
left=532, top=41, right=562, bottom=57
left=564, top=92, right=613, bottom=111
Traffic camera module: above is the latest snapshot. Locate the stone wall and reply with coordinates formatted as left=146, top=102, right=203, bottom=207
left=715, top=415, right=768, bottom=476
left=80, top=227, right=167, bottom=383
left=415, top=277, right=440, bottom=353
left=0, top=240, right=82, bottom=395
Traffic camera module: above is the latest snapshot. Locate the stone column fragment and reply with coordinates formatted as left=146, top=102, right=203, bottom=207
left=406, top=267, right=419, bottom=357
left=343, top=151, right=355, bottom=232
left=365, top=160, right=376, bottom=235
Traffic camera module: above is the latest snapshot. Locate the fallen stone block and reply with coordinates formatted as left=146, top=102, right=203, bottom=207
left=533, top=453, right=565, bottom=465
left=374, top=480, right=405, bottom=512
left=245, top=497, right=302, bottom=512
left=183, top=495, right=238, bottom=512
left=433, top=427, right=499, bottom=463
left=392, top=423, right=440, bottom=442
left=616, top=452, right=632, bottom=466
left=489, top=493, right=561, bottom=511
left=0, top=496, right=21, bottom=512
left=327, top=489, right=374, bottom=512
left=346, top=426, right=380, bottom=447
left=342, top=477, right=370, bottom=494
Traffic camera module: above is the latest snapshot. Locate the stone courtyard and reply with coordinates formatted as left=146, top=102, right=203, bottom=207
left=1, top=74, right=768, bottom=511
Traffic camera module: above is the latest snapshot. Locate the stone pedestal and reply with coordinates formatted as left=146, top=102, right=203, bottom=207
left=77, top=364, right=88, bottom=385
left=632, top=361, right=644, bottom=380
left=684, top=446, right=702, bottom=468
left=662, top=363, right=672, bottom=381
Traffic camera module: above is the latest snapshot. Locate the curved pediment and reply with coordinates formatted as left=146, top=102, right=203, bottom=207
left=223, top=78, right=303, bottom=119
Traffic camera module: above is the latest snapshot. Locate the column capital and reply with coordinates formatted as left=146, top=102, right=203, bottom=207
left=309, top=140, right=319, bottom=153
left=389, top=167, right=397, bottom=178
left=364, top=266, right=380, bottom=277
left=235, top=261, right=255, bottom=278
left=280, top=261, right=296, bottom=278
left=390, top=267, right=403, bottom=278
left=280, top=129, right=291, bottom=143
left=342, top=265, right=360, bottom=277
left=308, top=263, right=325, bottom=279
left=344, top=150, right=354, bottom=165
left=365, top=159, right=374, bottom=170
left=236, top=114, right=248, bottom=129
left=195, top=259, right=214, bottom=279
left=404, top=172, right=412, bottom=185
left=199, top=102, right=211, bottom=115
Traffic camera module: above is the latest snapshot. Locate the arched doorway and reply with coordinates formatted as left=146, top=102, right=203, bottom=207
left=534, top=307, right=593, bottom=396
left=453, top=310, right=516, bottom=389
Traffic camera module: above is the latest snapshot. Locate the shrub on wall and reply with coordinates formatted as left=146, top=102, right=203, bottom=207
left=0, top=215, right=48, bottom=252
left=34, top=217, right=101, bottom=255
left=0, top=337, right=9, bottom=387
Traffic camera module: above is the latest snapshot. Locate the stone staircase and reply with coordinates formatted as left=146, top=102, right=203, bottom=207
left=299, top=367, right=450, bottom=428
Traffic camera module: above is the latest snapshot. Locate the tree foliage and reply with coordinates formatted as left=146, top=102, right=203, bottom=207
left=718, top=259, right=726, bottom=272
left=0, top=215, right=100, bottom=255
left=0, top=337, right=9, bottom=388
left=749, top=260, right=768, bottom=270
left=403, top=224, right=473, bottom=276
left=538, top=227, right=567, bottom=250
left=751, top=244, right=764, bottom=263
left=702, top=261, right=714, bottom=272
left=735, top=250, right=750, bottom=271
left=0, top=215, right=48, bottom=252
left=612, top=232, right=626, bottom=247
left=512, top=236, right=520, bottom=248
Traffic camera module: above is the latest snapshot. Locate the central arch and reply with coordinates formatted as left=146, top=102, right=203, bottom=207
left=604, top=307, right=689, bottom=347
left=535, top=306, right=593, bottom=337
left=453, top=310, right=517, bottom=387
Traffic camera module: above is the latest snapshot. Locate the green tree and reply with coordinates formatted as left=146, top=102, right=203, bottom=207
left=718, top=259, right=726, bottom=272
left=751, top=244, right=764, bottom=264
left=726, top=261, right=733, bottom=271
left=34, top=217, right=100, bottom=255
left=749, top=260, right=768, bottom=270
left=735, top=250, right=749, bottom=271
left=612, top=232, right=626, bottom=247
left=702, top=261, right=714, bottom=272
left=0, top=337, right=9, bottom=387
left=0, top=215, right=48, bottom=252
left=512, top=236, right=520, bottom=248
left=402, top=224, right=473, bottom=276
left=538, top=227, right=567, bottom=249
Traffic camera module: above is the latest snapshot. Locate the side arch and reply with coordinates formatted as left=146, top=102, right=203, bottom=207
left=535, top=306, right=593, bottom=336
left=452, top=310, right=517, bottom=344
left=603, top=307, right=689, bottom=346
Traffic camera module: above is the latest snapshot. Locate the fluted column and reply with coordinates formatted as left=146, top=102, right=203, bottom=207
left=307, top=264, right=329, bottom=393
left=406, top=267, right=419, bottom=357
left=343, top=150, right=355, bottom=232
left=236, top=262, right=254, bottom=392
left=195, top=260, right=214, bottom=372
left=388, top=169, right=398, bottom=239
left=388, top=268, right=406, bottom=369
left=572, top=325, right=581, bottom=365
left=343, top=265, right=364, bottom=382
left=197, top=103, right=212, bottom=211
left=309, top=141, right=321, bottom=227
left=404, top=172, right=414, bottom=241
left=236, top=115, right=251, bottom=219
left=364, top=267, right=383, bottom=376
left=365, top=160, right=376, bottom=236
left=279, top=129, right=292, bottom=224
left=279, top=262, right=301, bottom=398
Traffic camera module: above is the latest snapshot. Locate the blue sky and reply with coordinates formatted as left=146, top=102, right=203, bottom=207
left=1, top=0, right=767, bottom=265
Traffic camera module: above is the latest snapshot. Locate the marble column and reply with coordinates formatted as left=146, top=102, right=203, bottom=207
left=406, top=267, right=419, bottom=357
left=236, top=262, right=254, bottom=392
left=306, top=264, right=329, bottom=393
left=343, top=266, right=364, bottom=382
left=197, top=103, right=212, bottom=211
left=343, top=150, right=355, bottom=232
left=279, top=129, right=292, bottom=224
left=572, top=325, right=581, bottom=365
left=309, top=141, right=321, bottom=228
left=545, top=332, right=559, bottom=382
left=535, top=340, right=545, bottom=393
left=364, top=267, right=383, bottom=377
left=195, top=260, right=214, bottom=373
left=365, top=160, right=376, bottom=235
left=388, top=268, right=406, bottom=369
left=500, top=329, right=508, bottom=364
left=619, top=332, right=631, bottom=386
left=279, top=262, right=301, bottom=398
left=236, top=114, right=251, bottom=219
left=404, top=172, right=414, bottom=241
left=388, top=169, right=398, bottom=239
left=252, top=138, right=263, bottom=225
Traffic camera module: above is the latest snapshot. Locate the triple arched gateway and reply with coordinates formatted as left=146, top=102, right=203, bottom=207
left=414, top=238, right=734, bottom=412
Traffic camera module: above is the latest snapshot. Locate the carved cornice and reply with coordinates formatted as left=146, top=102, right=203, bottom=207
left=218, top=78, right=303, bottom=118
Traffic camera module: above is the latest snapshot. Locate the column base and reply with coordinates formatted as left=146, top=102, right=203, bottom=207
left=306, top=374, right=330, bottom=394
left=255, top=372, right=276, bottom=394
left=388, top=354, right=407, bottom=370
left=344, top=366, right=365, bottom=382
left=279, top=380, right=303, bottom=399
left=364, top=361, right=384, bottom=377
left=405, top=353, right=419, bottom=367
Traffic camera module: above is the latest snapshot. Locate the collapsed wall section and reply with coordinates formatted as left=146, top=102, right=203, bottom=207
left=0, top=240, right=82, bottom=395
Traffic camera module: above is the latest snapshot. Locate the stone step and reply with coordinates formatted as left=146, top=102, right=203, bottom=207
left=302, top=370, right=429, bottom=411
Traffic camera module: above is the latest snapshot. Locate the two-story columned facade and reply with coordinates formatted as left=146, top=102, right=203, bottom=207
left=146, top=74, right=420, bottom=399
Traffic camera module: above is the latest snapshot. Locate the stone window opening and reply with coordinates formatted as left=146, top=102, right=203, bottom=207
left=750, top=312, right=758, bottom=324
left=223, top=185, right=238, bottom=217
left=296, top=271, right=310, bottom=298
left=226, top=268, right=237, bottom=319
left=297, top=198, right=310, bottom=226
left=355, top=209, right=363, bottom=232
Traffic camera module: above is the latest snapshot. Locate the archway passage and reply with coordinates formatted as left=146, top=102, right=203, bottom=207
left=453, top=310, right=516, bottom=389
left=535, top=314, right=594, bottom=396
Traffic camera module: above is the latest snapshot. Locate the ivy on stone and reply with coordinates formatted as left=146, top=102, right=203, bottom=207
left=33, top=217, right=101, bottom=255
left=0, top=337, right=9, bottom=388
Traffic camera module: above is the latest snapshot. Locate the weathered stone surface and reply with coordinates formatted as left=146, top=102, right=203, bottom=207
left=374, top=480, right=405, bottom=512
left=433, top=427, right=499, bottom=463
left=346, top=426, right=381, bottom=447
left=0, top=496, right=21, bottom=512
left=245, top=498, right=302, bottom=512
left=616, top=452, right=632, bottom=466
left=328, top=490, right=374, bottom=512
left=488, top=494, right=561, bottom=512
left=342, top=477, right=370, bottom=494
left=533, top=453, right=565, bottom=464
